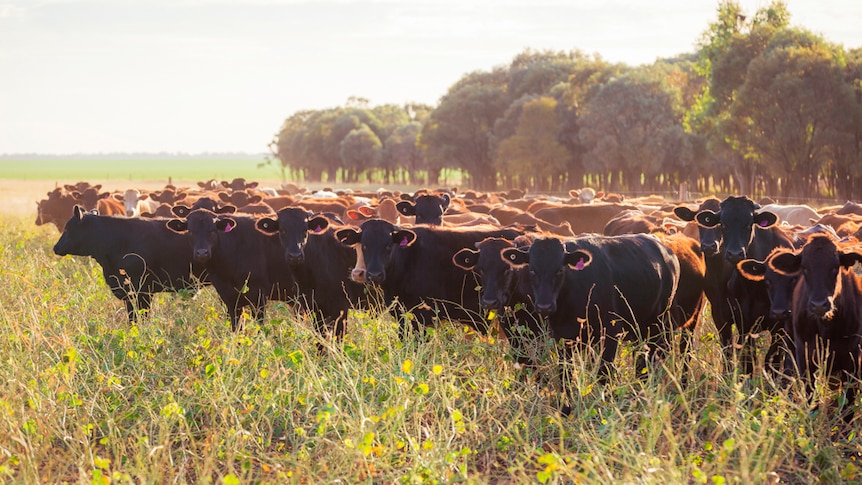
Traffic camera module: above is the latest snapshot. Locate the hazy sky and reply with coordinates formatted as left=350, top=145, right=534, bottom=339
left=1, top=0, right=860, bottom=155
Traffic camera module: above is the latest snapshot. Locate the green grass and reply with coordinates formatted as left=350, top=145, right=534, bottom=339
left=1, top=215, right=861, bottom=483
left=0, top=158, right=277, bottom=182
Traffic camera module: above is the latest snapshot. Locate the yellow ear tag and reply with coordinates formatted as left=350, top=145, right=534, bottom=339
left=486, top=310, right=497, bottom=321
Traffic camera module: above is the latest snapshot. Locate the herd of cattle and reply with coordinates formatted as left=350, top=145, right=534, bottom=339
left=36, top=178, right=862, bottom=414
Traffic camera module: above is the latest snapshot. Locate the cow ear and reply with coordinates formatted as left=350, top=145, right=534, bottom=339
left=218, top=192, right=231, bottom=202
left=501, top=248, right=529, bottom=266
left=72, top=205, right=85, bottom=220
left=769, top=251, right=801, bottom=276
left=737, top=259, right=766, bottom=281
left=247, top=182, right=259, bottom=190
left=216, top=218, right=237, bottom=233
left=307, top=215, right=330, bottom=234
left=256, top=217, right=279, bottom=234
left=393, top=229, right=417, bottom=247
left=175, top=192, right=188, bottom=201
left=139, top=193, right=149, bottom=200
left=569, top=189, right=580, bottom=198
left=452, top=248, right=479, bottom=270
left=441, top=193, right=450, bottom=209
left=345, top=209, right=366, bottom=221
left=112, top=193, right=124, bottom=201
left=695, top=210, right=720, bottom=228
left=221, top=181, right=231, bottom=189
left=166, top=219, right=188, bottom=233
left=171, top=204, right=192, bottom=218
left=92, top=184, right=102, bottom=191
left=215, top=205, right=236, bottom=214
left=357, top=205, right=376, bottom=217
left=400, top=193, right=414, bottom=201
left=197, top=182, right=206, bottom=188
left=336, top=228, right=361, bottom=246
left=64, top=184, right=76, bottom=192
left=249, top=195, right=263, bottom=204
left=754, top=211, right=778, bottom=229
left=565, top=249, right=592, bottom=270
left=99, top=192, right=111, bottom=199
left=674, top=206, right=697, bottom=222
left=839, top=249, right=862, bottom=268
left=71, top=191, right=82, bottom=199
left=396, top=201, right=416, bottom=217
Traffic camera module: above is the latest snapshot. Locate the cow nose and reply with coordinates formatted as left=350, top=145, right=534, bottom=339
left=481, top=297, right=500, bottom=310
left=701, top=242, right=718, bottom=255
left=726, top=249, right=745, bottom=263
left=194, top=249, right=210, bottom=262
left=535, top=302, right=555, bottom=316
left=808, top=300, right=830, bottom=318
left=286, top=251, right=304, bottom=264
left=367, top=271, right=385, bottom=284
left=126, top=210, right=134, bottom=217
left=351, top=268, right=367, bottom=283
left=770, top=308, right=791, bottom=320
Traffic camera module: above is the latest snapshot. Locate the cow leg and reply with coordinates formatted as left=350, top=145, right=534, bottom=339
left=598, top=334, right=620, bottom=384
left=558, top=339, right=576, bottom=416
left=136, top=293, right=152, bottom=318
left=123, top=298, right=138, bottom=322
left=763, top=327, right=792, bottom=377
left=498, top=311, right=540, bottom=368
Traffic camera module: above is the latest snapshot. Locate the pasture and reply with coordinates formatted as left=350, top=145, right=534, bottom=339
left=1, top=167, right=860, bottom=483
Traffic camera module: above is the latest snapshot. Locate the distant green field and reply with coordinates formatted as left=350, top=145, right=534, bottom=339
left=0, top=158, right=281, bottom=181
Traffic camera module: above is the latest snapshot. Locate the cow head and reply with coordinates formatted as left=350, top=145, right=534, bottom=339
left=674, top=198, right=723, bottom=257
left=453, top=237, right=521, bottom=312
left=53, top=205, right=93, bottom=256
left=71, top=187, right=112, bottom=211
left=770, top=235, right=862, bottom=320
left=501, top=238, right=591, bottom=316
left=695, top=196, right=778, bottom=263
left=256, top=208, right=330, bottom=264
left=166, top=210, right=236, bottom=263
left=396, top=193, right=450, bottom=225
left=737, top=248, right=798, bottom=321
left=336, top=219, right=416, bottom=284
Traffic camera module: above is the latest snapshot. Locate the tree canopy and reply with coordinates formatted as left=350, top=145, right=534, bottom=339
left=270, top=1, right=862, bottom=199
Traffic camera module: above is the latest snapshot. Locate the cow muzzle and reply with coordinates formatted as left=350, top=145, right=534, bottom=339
left=193, top=249, right=211, bottom=263
left=808, top=299, right=833, bottom=319
left=286, top=250, right=304, bottom=264
left=366, top=270, right=385, bottom=284
left=535, top=302, right=556, bottom=316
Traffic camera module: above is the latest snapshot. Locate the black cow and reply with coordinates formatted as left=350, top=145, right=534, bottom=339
left=336, top=219, right=521, bottom=336
left=256, top=208, right=365, bottom=338
left=166, top=210, right=297, bottom=331
left=769, top=235, right=862, bottom=418
left=396, top=193, right=450, bottom=225
left=452, top=236, right=546, bottom=366
left=501, top=234, right=680, bottom=382
left=53, top=205, right=208, bottom=321
left=674, top=196, right=793, bottom=373
left=737, top=248, right=799, bottom=323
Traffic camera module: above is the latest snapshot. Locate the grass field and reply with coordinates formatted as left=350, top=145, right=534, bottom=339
left=0, top=158, right=275, bottom=182
left=2, top=171, right=861, bottom=483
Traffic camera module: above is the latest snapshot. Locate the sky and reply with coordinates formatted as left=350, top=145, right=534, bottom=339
left=1, top=0, right=860, bottom=155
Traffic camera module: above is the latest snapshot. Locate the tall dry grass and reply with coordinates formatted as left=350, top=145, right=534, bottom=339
left=0, top=215, right=859, bottom=484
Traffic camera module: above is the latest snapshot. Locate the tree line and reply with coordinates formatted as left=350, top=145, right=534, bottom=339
left=269, top=1, right=862, bottom=200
